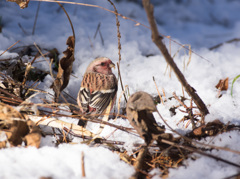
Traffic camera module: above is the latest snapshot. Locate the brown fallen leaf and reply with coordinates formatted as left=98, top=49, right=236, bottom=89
left=23, top=120, right=41, bottom=148
left=40, top=177, right=53, bottom=179
left=126, top=91, right=167, bottom=145
left=0, top=102, right=29, bottom=147
left=187, top=119, right=225, bottom=138
left=216, top=77, right=229, bottom=91
left=51, top=36, right=75, bottom=102
left=0, top=141, right=7, bottom=148
left=0, top=102, right=41, bottom=148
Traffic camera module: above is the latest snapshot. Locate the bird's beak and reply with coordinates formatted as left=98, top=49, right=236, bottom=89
left=109, top=62, right=116, bottom=69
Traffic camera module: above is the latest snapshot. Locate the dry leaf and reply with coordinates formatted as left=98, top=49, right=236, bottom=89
left=0, top=103, right=29, bottom=146
left=126, top=91, right=166, bottom=145
left=215, top=77, right=229, bottom=91
left=0, top=141, right=7, bottom=149
left=187, top=119, right=224, bottom=138
left=23, top=120, right=41, bottom=148
left=7, top=0, right=30, bottom=9
left=51, top=36, right=75, bottom=102
left=0, top=103, right=41, bottom=148
left=24, top=132, right=41, bottom=148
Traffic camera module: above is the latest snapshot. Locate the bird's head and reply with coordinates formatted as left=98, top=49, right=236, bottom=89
left=86, top=57, right=116, bottom=75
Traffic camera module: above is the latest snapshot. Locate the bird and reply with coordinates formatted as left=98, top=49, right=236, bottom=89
left=77, top=57, right=118, bottom=126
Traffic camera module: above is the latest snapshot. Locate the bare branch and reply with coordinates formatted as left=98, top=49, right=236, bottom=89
left=142, top=0, right=209, bottom=123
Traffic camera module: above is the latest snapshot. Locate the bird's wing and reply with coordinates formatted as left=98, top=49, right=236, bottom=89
left=79, top=87, right=117, bottom=114
left=89, top=87, right=117, bottom=114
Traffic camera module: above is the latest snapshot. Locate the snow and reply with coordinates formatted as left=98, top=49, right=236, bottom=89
left=0, top=144, right=134, bottom=179
left=1, top=0, right=240, bottom=178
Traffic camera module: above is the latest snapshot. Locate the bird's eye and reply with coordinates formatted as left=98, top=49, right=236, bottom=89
left=101, top=62, right=105, bottom=66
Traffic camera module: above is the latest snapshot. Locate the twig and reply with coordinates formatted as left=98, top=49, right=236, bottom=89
left=209, top=38, right=240, bottom=50
left=0, top=40, right=20, bottom=57
left=0, top=88, right=23, bottom=102
left=99, top=28, right=104, bottom=46
left=107, top=0, right=121, bottom=62
left=106, top=0, right=127, bottom=103
left=117, top=62, right=127, bottom=103
left=22, top=52, right=40, bottom=86
left=114, top=85, right=128, bottom=121
left=93, top=22, right=104, bottom=46
left=172, top=92, right=188, bottom=109
left=172, top=92, right=197, bottom=129
left=94, top=22, right=101, bottom=39
left=22, top=62, right=32, bottom=86
left=153, top=76, right=164, bottom=105
left=142, top=0, right=209, bottom=124
left=56, top=1, right=75, bottom=41
left=32, top=2, right=41, bottom=35
left=81, top=151, right=86, bottom=177
left=131, top=146, right=148, bottom=179
left=18, top=23, right=28, bottom=35
left=33, top=43, right=55, bottom=80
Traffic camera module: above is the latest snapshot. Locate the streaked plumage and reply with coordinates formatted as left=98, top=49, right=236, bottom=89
left=77, top=57, right=118, bottom=122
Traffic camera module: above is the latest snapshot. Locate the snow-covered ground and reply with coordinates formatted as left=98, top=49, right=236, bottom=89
left=0, top=0, right=240, bottom=178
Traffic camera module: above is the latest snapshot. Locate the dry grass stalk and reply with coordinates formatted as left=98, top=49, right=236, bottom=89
left=115, top=85, right=128, bottom=121
left=32, top=2, right=41, bottom=35
left=209, top=38, right=240, bottom=50
left=81, top=151, right=86, bottom=177
left=94, top=22, right=104, bottom=46
left=0, top=40, right=20, bottom=57
left=34, top=43, right=55, bottom=79
left=18, top=23, right=28, bottom=35
left=130, top=146, right=148, bottom=179
left=161, top=87, right=166, bottom=101
left=106, top=0, right=127, bottom=103
left=153, top=77, right=164, bottom=105
left=56, top=2, right=75, bottom=40
left=173, top=92, right=196, bottom=129
left=117, top=62, right=127, bottom=103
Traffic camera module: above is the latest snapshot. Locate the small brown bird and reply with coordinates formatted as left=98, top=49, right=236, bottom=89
left=77, top=57, right=118, bottom=126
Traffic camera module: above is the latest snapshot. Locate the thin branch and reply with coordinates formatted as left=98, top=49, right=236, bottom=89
left=107, top=0, right=121, bottom=62
left=56, top=1, right=75, bottom=41
left=209, top=38, right=240, bottom=50
left=106, top=0, right=127, bottom=103
left=81, top=151, right=86, bottom=177
left=153, top=76, right=164, bottom=105
left=0, top=40, right=20, bottom=57
left=18, top=23, right=28, bottom=35
left=32, top=2, right=41, bottom=35
left=142, top=0, right=209, bottom=124
left=117, top=62, right=127, bottom=103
